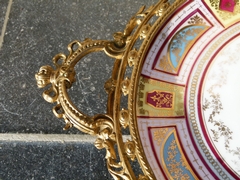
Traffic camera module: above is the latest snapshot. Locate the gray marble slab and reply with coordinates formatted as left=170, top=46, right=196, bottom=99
left=0, top=141, right=113, bottom=180
left=0, top=134, right=143, bottom=179
left=0, top=0, right=157, bottom=134
left=0, top=0, right=8, bottom=31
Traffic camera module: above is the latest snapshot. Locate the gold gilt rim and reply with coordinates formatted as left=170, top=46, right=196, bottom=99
left=128, top=1, right=187, bottom=180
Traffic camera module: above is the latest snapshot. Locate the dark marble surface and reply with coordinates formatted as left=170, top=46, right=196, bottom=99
left=0, top=138, right=144, bottom=180
left=0, top=0, right=157, bottom=134
left=0, top=1, right=8, bottom=31
left=0, top=1, right=159, bottom=179
left=0, top=141, right=113, bottom=180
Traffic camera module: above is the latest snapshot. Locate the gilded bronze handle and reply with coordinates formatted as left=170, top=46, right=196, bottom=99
left=35, top=1, right=173, bottom=179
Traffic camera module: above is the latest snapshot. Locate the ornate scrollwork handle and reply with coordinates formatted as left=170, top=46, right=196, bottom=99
left=35, top=1, right=173, bottom=179
left=35, top=37, right=122, bottom=131
left=35, top=37, right=128, bottom=179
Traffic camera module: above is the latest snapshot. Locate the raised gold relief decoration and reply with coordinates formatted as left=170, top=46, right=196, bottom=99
left=153, top=128, right=168, bottom=145
left=147, top=90, right=174, bottom=109
left=138, top=174, right=149, bottom=180
left=137, top=76, right=184, bottom=117
left=140, top=24, right=152, bottom=40
left=104, top=78, right=116, bottom=94
left=128, top=49, right=139, bottom=67
left=120, top=109, right=129, bottom=129
left=187, top=15, right=206, bottom=25
left=124, top=140, right=136, bottom=161
left=151, top=128, right=198, bottom=179
left=158, top=13, right=209, bottom=74
left=121, top=77, right=131, bottom=96
left=155, top=1, right=170, bottom=16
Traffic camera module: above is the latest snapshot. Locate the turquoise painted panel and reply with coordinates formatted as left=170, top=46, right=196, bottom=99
left=163, top=132, right=195, bottom=179
left=169, top=26, right=205, bottom=69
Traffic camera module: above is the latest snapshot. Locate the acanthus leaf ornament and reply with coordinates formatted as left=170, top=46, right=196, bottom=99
left=124, top=140, right=136, bottom=161
left=104, top=78, right=116, bottom=94
left=121, top=77, right=131, bottom=96
left=155, top=0, right=170, bottom=16
left=138, top=174, right=149, bottom=180
left=140, top=24, right=152, bottom=40
left=120, top=109, right=129, bottom=129
left=127, top=49, right=139, bottom=67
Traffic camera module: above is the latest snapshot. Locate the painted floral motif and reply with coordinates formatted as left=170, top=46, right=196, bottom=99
left=169, top=25, right=206, bottom=70
left=152, top=128, right=197, bottom=179
left=147, top=90, right=174, bottom=109
left=137, top=76, right=185, bottom=117
left=166, top=138, right=190, bottom=180
left=188, top=15, right=206, bottom=25
left=159, top=55, right=174, bottom=73
left=158, top=14, right=208, bottom=74
left=202, top=39, right=240, bottom=173
left=153, top=128, right=168, bottom=145
left=203, top=94, right=232, bottom=149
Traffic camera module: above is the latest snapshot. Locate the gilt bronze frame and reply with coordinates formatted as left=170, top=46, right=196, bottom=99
left=35, top=0, right=240, bottom=179
left=35, top=1, right=176, bottom=179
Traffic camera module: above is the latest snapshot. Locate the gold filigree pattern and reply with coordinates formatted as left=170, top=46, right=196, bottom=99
left=166, top=139, right=190, bottom=180
left=188, top=15, right=206, bottom=25
left=209, top=0, right=240, bottom=17
left=169, top=26, right=206, bottom=70
left=201, top=37, right=240, bottom=175
left=147, top=90, right=174, bottom=109
left=159, top=55, right=174, bottom=73
left=137, top=76, right=184, bottom=117
left=189, top=24, right=240, bottom=179
left=203, top=94, right=233, bottom=150
left=153, top=128, right=168, bottom=145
